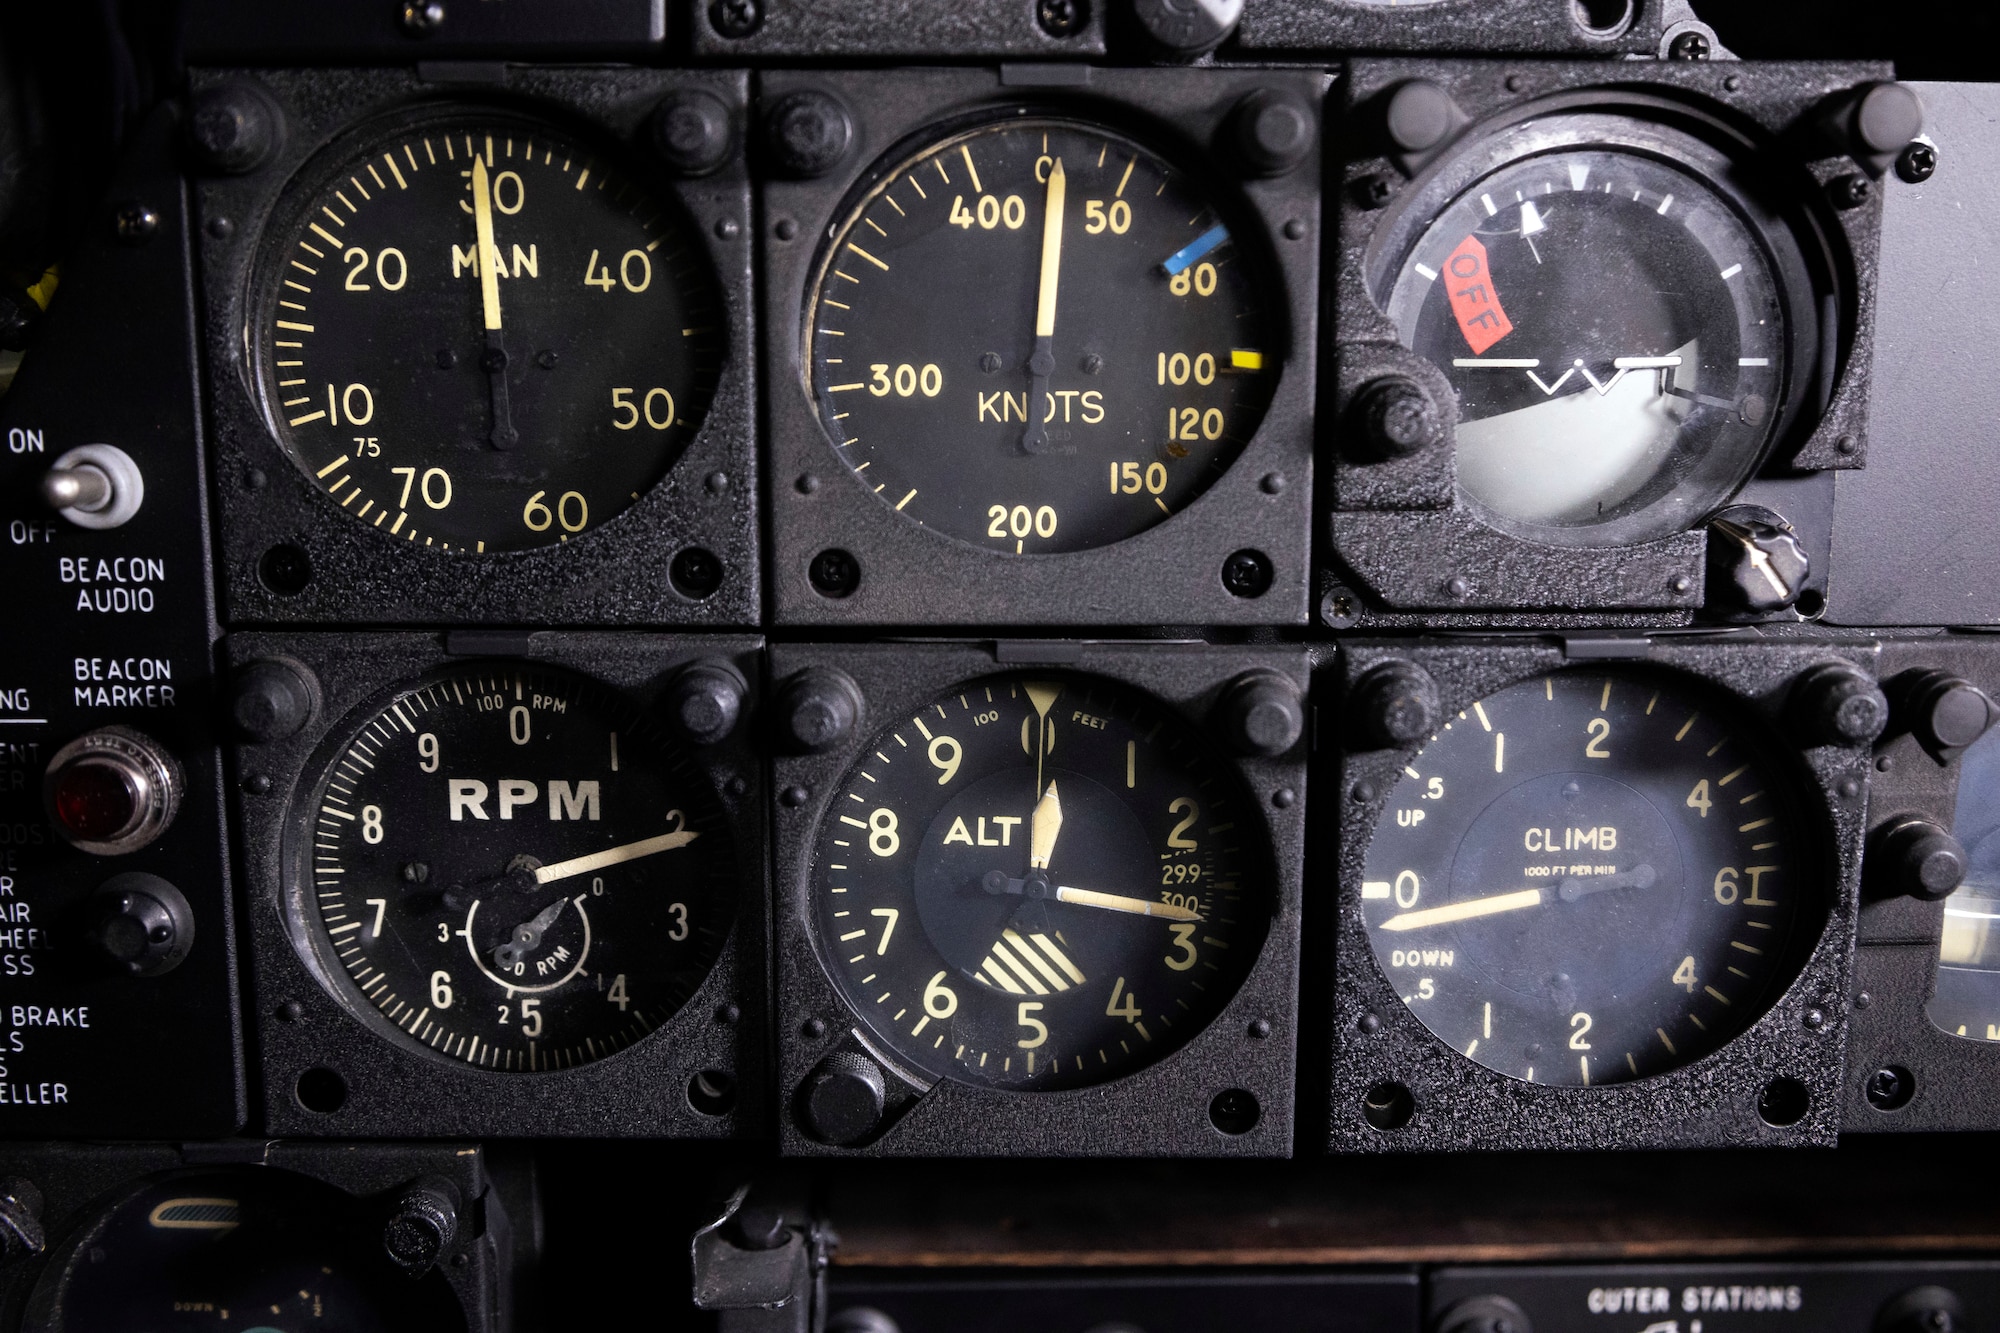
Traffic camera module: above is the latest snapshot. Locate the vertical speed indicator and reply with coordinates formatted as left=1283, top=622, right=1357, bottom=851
left=803, top=118, right=1280, bottom=554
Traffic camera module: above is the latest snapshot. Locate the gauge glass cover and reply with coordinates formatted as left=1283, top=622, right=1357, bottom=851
left=1382, top=137, right=1804, bottom=547
left=293, top=662, right=734, bottom=1071
left=1360, top=670, right=1814, bottom=1086
left=804, top=117, right=1279, bottom=554
left=810, top=673, right=1270, bottom=1090
left=1931, top=724, right=2000, bottom=1042
left=256, top=112, right=724, bottom=552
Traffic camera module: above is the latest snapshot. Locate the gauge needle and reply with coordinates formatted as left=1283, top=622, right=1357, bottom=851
left=495, top=897, right=566, bottom=969
left=984, top=872, right=1202, bottom=922
left=530, top=827, right=701, bottom=884
left=1019, top=157, right=1066, bottom=455
left=469, top=153, right=519, bottom=451
left=1028, top=782, right=1063, bottom=870
left=1378, top=865, right=1657, bottom=931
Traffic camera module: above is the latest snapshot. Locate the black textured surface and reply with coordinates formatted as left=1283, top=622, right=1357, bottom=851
left=1236, top=0, right=1663, bottom=56
left=1324, top=59, right=1889, bottom=627
left=689, top=0, right=1106, bottom=59
left=1324, top=634, right=1874, bottom=1151
left=195, top=66, right=761, bottom=628
left=769, top=640, right=1307, bottom=1157
left=227, top=631, right=770, bottom=1138
left=759, top=66, right=1322, bottom=628
left=185, top=0, right=667, bottom=61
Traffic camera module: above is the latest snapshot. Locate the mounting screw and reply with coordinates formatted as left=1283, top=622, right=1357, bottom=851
left=1037, top=0, right=1088, bottom=38
left=229, top=658, right=318, bottom=742
left=808, top=547, right=860, bottom=598
left=113, top=202, right=159, bottom=244
left=1896, top=141, right=1939, bottom=184
left=188, top=82, right=284, bottom=175
left=1351, top=375, right=1442, bottom=461
left=653, top=90, right=734, bottom=177
left=1828, top=173, right=1871, bottom=210
left=670, top=546, right=725, bottom=600
left=1864, top=1065, right=1917, bottom=1113
left=1220, top=549, right=1273, bottom=599
left=709, top=0, right=762, bottom=37
left=1789, top=662, right=1888, bottom=747
left=665, top=660, right=746, bottom=746
left=1230, top=88, right=1314, bottom=177
left=1352, top=173, right=1397, bottom=209
left=382, top=1177, right=461, bottom=1278
left=1668, top=29, right=1711, bottom=60
left=763, top=90, right=852, bottom=179
left=398, top=1, right=446, bottom=36
left=1875, top=818, right=1967, bottom=901
left=1131, top=0, right=1241, bottom=57
left=1215, top=671, right=1304, bottom=758
left=1350, top=661, right=1439, bottom=749
left=801, top=1052, right=887, bottom=1145
left=777, top=668, right=863, bottom=753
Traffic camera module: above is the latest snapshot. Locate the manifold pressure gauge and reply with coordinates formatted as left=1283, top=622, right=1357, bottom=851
left=804, top=117, right=1279, bottom=554
left=255, top=112, right=724, bottom=552
left=293, top=663, right=734, bottom=1070
left=1376, top=119, right=1818, bottom=547
left=1360, top=671, right=1814, bottom=1086
left=809, top=674, right=1270, bottom=1089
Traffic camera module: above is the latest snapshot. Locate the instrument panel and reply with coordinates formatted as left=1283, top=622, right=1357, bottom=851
left=0, top=0, right=1997, bottom=1327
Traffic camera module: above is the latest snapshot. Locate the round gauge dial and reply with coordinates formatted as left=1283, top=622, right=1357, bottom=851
left=35, top=1170, right=462, bottom=1331
left=294, top=662, right=733, bottom=1071
left=804, top=117, right=1279, bottom=554
left=1359, top=670, right=1815, bottom=1086
left=810, top=673, right=1269, bottom=1090
left=1380, top=133, right=1811, bottom=547
left=256, top=111, right=724, bottom=552
left=1931, top=725, right=2000, bottom=1042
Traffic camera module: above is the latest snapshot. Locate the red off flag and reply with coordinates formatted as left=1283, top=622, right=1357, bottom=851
left=1444, top=233, right=1513, bottom=356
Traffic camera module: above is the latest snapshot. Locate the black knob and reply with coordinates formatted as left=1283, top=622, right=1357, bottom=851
left=0, top=1179, right=44, bottom=1264
left=1877, top=1285, right=1964, bottom=1333
left=1854, top=82, right=1926, bottom=157
left=88, top=873, right=195, bottom=977
left=230, top=657, right=318, bottom=742
left=1229, top=88, right=1313, bottom=177
left=732, top=1204, right=790, bottom=1251
left=1900, top=671, right=1999, bottom=756
left=653, top=89, right=735, bottom=177
left=801, top=1052, right=887, bottom=1146
left=1216, top=671, right=1304, bottom=758
left=763, top=90, right=852, bottom=179
left=1789, top=663, right=1888, bottom=748
left=1350, top=375, right=1443, bottom=461
left=1351, top=662, right=1439, bottom=750
left=1437, top=1295, right=1533, bottom=1333
left=778, top=668, right=863, bottom=753
left=383, top=1176, right=461, bottom=1278
left=1876, top=819, right=1967, bottom=902
left=666, top=660, right=747, bottom=746
left=187, top=81, right=284, bottom=175
left=1708, top=513, right=1809, bottom=613
left=1383, top=79, right=1463, bottom=154
left=1132, top=0, right=1242, bottom=56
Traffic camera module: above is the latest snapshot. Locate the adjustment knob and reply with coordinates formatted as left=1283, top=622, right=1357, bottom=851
left=1899, top=671, right=1999, bottom=756
left=229, top=657, right=318, bottom=742
left=1874, top=818, right=1967, bottom=902
left=41, top=443, right=143, bottom=529
left=801, top=1052, right=887, bottom=1146
left=1215, top=671, right=1304, bottom=758
left=652, top=89, right=735, bottom=177
left=1350, top=661, right=1440, bottom=749
left=1876, top=1285, right=1964, bottom=1333
left=777, top=668, right=863, bottom=753
left=1789, top=663, right=1888, bottom=748
left=1132, top=0, right=1243, bottom=58
left=1230, top=88, right=1313, bottom=177
left=382, top=1176, right=462, bottom=1278
left=1708, top=512, right=1809, bottom=613
left=44, top=727, right=183, bottom=855
left=1436, top=1295, right=1533, bottom=1333
left=666, top=660, right=747, bottom=746
left=763, top=90, right=852, bottom=179
left=1350, top=375, right=1443, bottom=461
left=88, top=872, right=194, bottom=976
left=187, top=80, right=285, bottom=175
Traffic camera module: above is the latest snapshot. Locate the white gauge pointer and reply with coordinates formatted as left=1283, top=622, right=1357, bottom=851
left=531, top=825, right=701, bottom=885
left=1378, top=864, right=1657, bottom=932
left=986, top=871, right=1203, bottom=922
